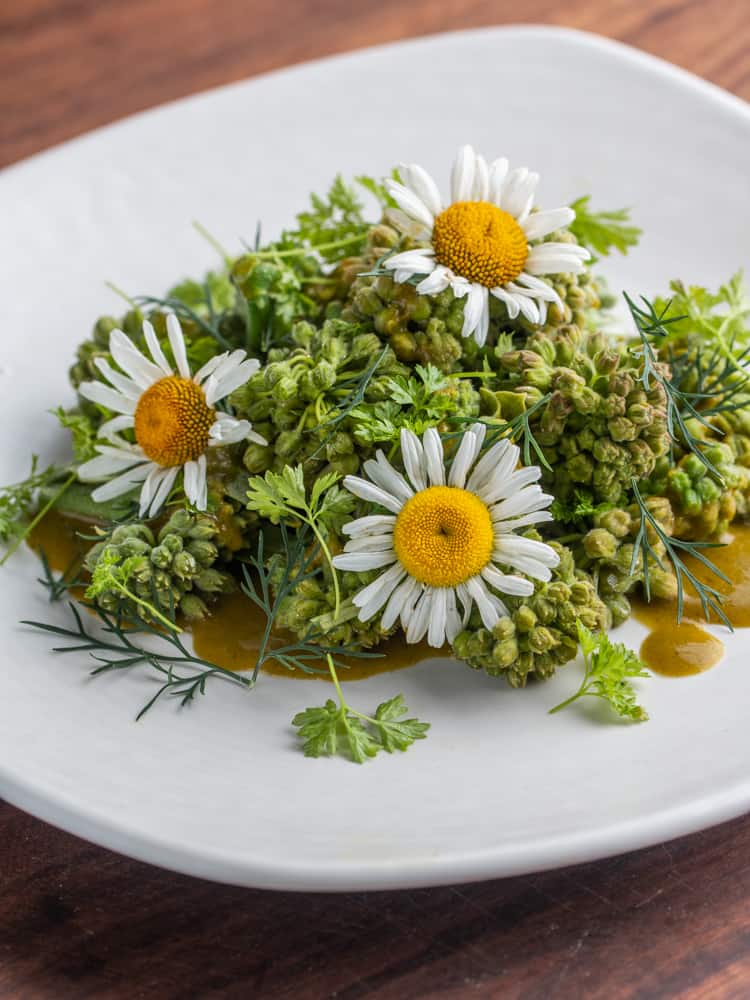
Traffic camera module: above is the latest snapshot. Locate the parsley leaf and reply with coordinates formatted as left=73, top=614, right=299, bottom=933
left=292, top=657, right=430, bottom=763
left=550, top=621, right=650, bottom=722
left=246, top=465, right=355, bottom=617
left=350, top=364, right=453, bottom=444
left=52, top=407, right=98, bottom=463
left=569, top=196, right=641, bottom=260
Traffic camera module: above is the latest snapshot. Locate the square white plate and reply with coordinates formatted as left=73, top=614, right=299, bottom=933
left=1, top=26, right=749, bottom=891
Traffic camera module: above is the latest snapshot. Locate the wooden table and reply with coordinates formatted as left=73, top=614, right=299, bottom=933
left=2, top=2, right=749, bottom=997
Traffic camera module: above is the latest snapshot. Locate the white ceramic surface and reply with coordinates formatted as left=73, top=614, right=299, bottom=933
left=1, top=26, right=749, bottom=892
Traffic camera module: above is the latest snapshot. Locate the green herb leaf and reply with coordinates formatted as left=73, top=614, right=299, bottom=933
left=292, top=656, right=429, bottom=763
left=569, top=196, right=641, bottom=260
left=550, top=621, right=649, bottom=721
left=373, top=694, right=431, bottom=752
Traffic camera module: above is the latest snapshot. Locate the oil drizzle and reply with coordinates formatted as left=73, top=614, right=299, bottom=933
left=631, top=523, right=750, bottom=677
left=191, top=589, right=439, bottom=681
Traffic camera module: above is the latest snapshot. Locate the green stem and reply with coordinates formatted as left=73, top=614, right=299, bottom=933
left=1, top=471, right=76, bottom=568
left=308, top=518, right=341, bottom=621
left=113, top=582, right=182, bottom=634
left=549, top=684, right=591, bottom=714
left=249, top=233, right=364, bottom=260
left=192, top=220, right=232, bottom=265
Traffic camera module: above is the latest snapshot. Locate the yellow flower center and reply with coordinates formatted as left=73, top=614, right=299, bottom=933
left=134, top=376, right=215, bottom=467
left=392, top=485, right=494, bottom=588
left=432, top=201, right=528, bottom=288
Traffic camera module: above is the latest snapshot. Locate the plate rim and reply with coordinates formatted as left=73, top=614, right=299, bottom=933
left=2, top=23, right=749, bottom=891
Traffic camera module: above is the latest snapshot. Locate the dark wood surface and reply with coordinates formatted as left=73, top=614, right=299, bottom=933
left=2, top=1, right=750, bottom=997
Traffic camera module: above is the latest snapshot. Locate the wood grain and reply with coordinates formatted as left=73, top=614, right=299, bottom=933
left=2, top=1, right=750, bottom=997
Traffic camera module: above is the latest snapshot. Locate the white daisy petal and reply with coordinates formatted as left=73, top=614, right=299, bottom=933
left=381, top=575, right=420, bottom=632
left=406, top=589, right=433, bottom=644
left=194, top=351, right=229, bottom=386
left=445, top=588, right=462, bottom=644
left=448, top=421, right=484, bottom=489
left=206, top=358, right=259, bottom=406
left=401, top=163, right=443, bottom=216
left=332, top=551, right=398, bottom=572
left=384, top=248, right=436, bottom=273
left=466, top=439, right=516, bottom=496
left=466, top=576, right=508, bottom=629
left=166, top=314, right=190, bottom=379
left=490, top=285, right=521, bottom=319
left=363, top=452, right=413, bottom=504
left=451, top=145, right=476, bottom=202
left=384, top=180, right=434, bottom=228
left=341, top=476, right=403, bottom=514
left=400, top=429, right=427, bottom=492
left=139, top=464, right=166, bottom=515
left=353, top=563, right=407, bottom=621
left=196, top=454, right=208, bottom=511
left=526, top=243, right=589, bottom=276
left=492, top=485, right=555, bottom=521
left=481, top=565, right=535, bottom=597
left=142, top=320, right=172, bottom=375
left=495, top=510, right=554, bottom=531
left=343, top=535, right=397, bottom=553
left=109, top=330, right=164, bottom=388
left=461, top=283, right=488, bottom=341
left=208, top=414, right=253, bottom=446
left=497, top=535, right=560, bottom=566
left=183, top=459, right=199, bottom=505
left=93, top=358, right=141, bottom=400
left=472, top=154, right=489, bottom=201
left=416, top=266, right=452, bottom=296
left=342, top=514, right=397, bottom=538
left=522, top=207, right=575, bottom=241
left=488, top=157, right=509, bottom=204
left=422, top=427, right=445, bottom=486
left=92, top=462, right=152, bottom=503
left=78, top=381, right=137, bottom=416
left=427, top=587, right=448, bottom=648
left=77, top=450, right=143, bottom=481
left=98, top=415, right=135, bottom=440
left=147, top=466, right=179, bottom=517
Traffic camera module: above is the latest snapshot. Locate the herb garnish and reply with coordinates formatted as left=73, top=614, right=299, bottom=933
left=550, top=621, right=649, bottom=721
left=293, top=655, right=429, bottom=762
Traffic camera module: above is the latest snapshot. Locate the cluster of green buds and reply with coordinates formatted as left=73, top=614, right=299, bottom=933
left=643, top=447, right=745, bottom=540
left=573, top=500, right=677, bottom=624
left=84, top=510, right=233, bottom=623
left=451, top=542, right=610, bottom=686
left=273, top=565, right=391, bottom=651
left=491, top=324, right=671, bottom=508
left=229, top=317, right=408, bottom=478
left=340, top=224, right=602, bottom=372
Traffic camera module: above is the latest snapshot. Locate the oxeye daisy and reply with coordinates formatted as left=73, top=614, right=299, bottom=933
left=383, top=145, right=589, bottom=345
left=332, top=424, right=559, bottom=648
left=77, top=315, right=265, bottom=517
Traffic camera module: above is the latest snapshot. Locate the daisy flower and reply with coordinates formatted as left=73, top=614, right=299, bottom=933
left=332, top=424, right=559, bottom=648
left=383, top=145, right=589, bottom=345
left=77, top=315, right=265, bottom=517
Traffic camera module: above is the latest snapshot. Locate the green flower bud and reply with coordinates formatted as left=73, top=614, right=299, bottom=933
left=186, top=539, right=219, bottom=566
left=172, top=550, right=198, bottom=581
left=583, top=528, right=618, bottom=559
left=179, top=594, right=208, bottom=620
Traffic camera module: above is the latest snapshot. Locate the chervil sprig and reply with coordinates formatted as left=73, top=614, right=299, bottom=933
left=292, top=655, right=429, bottom=763
left=550, top=621, right=649, bottom=721
left=568, top=196, right=641, bottom=261
left=246, top=465, right=355, bottom=619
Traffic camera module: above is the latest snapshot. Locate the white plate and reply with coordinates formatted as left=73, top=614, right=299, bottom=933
left=1, top=26, right=749, bottom=892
